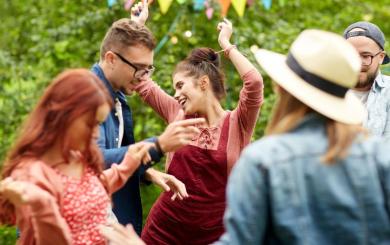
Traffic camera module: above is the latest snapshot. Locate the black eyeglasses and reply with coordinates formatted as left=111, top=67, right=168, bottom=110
left=113, top=51, right=155, bottom=78
left=360, top=50, right=383, bottom=66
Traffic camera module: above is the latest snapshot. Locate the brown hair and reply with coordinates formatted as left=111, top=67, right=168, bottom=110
left=266, top=86, right=363, bottom=163
left=100, top=18, right=156, bottom=59
left=0, top=69, right=113, bottom=224
left=174, top=47, right=226, bottom=101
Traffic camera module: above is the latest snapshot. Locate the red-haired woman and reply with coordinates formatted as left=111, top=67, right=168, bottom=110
left=0, top=69, right=152, bottom=245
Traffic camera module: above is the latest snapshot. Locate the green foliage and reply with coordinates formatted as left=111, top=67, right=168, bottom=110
left=1, top=0, right=389, bottom=242
left=0, top=226, right=16, bottom=244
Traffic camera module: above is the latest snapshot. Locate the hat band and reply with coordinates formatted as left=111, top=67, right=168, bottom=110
left=345, top=30, right=384, bottom=50
left=286, top=54, right=348, bottom=98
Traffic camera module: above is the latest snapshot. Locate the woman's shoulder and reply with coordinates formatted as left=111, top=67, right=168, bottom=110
left=11, top=159, right=62, bottom=192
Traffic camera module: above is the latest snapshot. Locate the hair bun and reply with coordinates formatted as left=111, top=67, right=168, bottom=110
left=188, top=47, right=220, bottom=67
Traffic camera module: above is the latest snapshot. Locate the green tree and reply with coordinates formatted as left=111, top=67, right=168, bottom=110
left=0, top=0, right=389, bottom=242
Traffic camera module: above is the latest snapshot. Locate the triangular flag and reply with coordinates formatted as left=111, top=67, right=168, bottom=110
left=247, top=0, right=254, bottom=5
left=206, top=7, right=214, bottom=19
left=107, top=0, right=117, bottom=8
left=158, top=0, right=173, bottom=14
left=177, top=0, right=186, bottom=4
left=193, top=0, right=206, bottom=11
left=262, top=0, right=272, bottom=10
left=124, top=0, right=135, bottom=10
left=231, top=0, right=246, bottom=17
left=219, top=0, right=231, bottom=17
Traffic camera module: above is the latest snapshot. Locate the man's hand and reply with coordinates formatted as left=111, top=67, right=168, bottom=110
left=145, top=168, right=188, bottom=201
left=158, top=118, right=205, bottom=153
left=130, top=0, right=149, bottom=26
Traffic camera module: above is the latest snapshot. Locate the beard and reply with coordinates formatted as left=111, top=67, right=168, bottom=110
left=356, top=65, right=379, bottom=90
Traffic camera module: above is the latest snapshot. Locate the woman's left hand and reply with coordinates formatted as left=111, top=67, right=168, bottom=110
left=145, top=168, right=188, bottom=201
left=217, top=18, right=233, bottom=49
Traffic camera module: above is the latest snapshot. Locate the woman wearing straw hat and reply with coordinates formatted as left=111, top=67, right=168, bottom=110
left=215, top=30, right=390, bottom=244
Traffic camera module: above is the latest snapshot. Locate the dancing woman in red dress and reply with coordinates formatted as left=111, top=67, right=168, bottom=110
left=136, top=19, right=264, bottom=244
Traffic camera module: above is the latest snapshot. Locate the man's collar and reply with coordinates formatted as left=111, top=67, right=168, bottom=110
left=372, top=71, right=386, bottom=92
left=91, top=63, right=126, bottom=101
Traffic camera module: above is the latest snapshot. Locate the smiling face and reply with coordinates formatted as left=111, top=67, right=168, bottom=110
left=104, top=44, right=154, bottom=95
left=66, top=103, right=110, bottom=151
left=173, top=72, right=205, bottom=115
left=346, top=29, right=385, bottom=91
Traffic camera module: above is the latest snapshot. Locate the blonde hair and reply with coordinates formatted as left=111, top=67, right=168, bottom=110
left=266, top=86, right=364, bottom=164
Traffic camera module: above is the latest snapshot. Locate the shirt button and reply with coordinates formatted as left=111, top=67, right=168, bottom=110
left=115, top=138, right=118, bottom=141
left=115, top=112, right=118, bottom=116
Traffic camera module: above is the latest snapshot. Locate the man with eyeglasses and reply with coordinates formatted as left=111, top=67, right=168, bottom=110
left=344, top=21, right=390, bottom=139
left=90, top=1, right=200, bottom=235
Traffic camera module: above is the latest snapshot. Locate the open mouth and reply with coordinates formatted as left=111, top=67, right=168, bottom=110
left=178, top=97, right=187, bottom=108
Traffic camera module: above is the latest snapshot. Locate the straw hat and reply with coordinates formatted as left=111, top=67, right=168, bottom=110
left=253, top=29, right=366, bottom=124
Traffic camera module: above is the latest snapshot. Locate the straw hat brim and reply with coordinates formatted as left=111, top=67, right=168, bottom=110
left=254, top=49, right=366, bottom=125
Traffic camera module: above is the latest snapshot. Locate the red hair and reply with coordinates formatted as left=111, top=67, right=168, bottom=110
left=0, top=69, right=113, bottom=224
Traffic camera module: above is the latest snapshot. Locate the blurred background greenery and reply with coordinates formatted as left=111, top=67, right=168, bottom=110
left=1, top=0, right=389, bottom=243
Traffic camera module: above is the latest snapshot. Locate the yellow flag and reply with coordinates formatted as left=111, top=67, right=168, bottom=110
left=231, top=0, right=246, bottom=17
left=158, top=0, right=173, bottom=14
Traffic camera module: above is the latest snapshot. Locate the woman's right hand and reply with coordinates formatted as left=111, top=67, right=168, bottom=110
left=127, top=142, right=153, bottom=165
left=0, top=178, right=50, bottom=208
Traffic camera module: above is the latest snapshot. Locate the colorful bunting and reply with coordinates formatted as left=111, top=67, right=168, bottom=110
left=107, top=0, right=117, bottom=8
left=262, top=0, right=272, bottom=10
left=205, top=0, right=214, bottom=20
left=231, top=0, right=246, bottom=17
left=219, top=0, right=231, bottom=16
left=193, top=0, right=206, bottom=11
left=124, top=0, right=135, bottom=10
left=247, top=0, right=254, bottom=5
left=158, top=0, right=173, bottom=14
left=206, top=7, right=214, bottom=19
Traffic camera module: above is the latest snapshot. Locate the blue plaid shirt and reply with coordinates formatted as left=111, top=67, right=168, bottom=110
left=364, top=72, right=390, bottom=140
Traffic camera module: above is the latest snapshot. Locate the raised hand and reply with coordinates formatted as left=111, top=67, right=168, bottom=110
left=157, top=118, right=206, bottom=153
left=130, top=0, right=149, bottom=26
left=217, top=18, right=233, bottom=49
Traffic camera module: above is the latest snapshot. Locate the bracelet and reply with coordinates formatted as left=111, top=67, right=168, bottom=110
left=224, top=44, right=237, bottom=57
left=155, top=137, right=164, bottom=155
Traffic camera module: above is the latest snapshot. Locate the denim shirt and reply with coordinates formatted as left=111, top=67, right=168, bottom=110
left=92, top=64, right=162, bottom=235
left=216, top=113, right=390, bottom=245
left=364, top=72, right=390, bottom=141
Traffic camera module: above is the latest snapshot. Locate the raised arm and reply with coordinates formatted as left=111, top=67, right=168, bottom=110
left=134, top=79, right=181, bottom=123
left=217, top=19, right=263, bottom=136
left=217, top=19, right=258, bottom=76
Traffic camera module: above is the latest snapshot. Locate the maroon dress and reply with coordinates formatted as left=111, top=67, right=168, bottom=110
left=142, top=114, right=230, bottom=245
